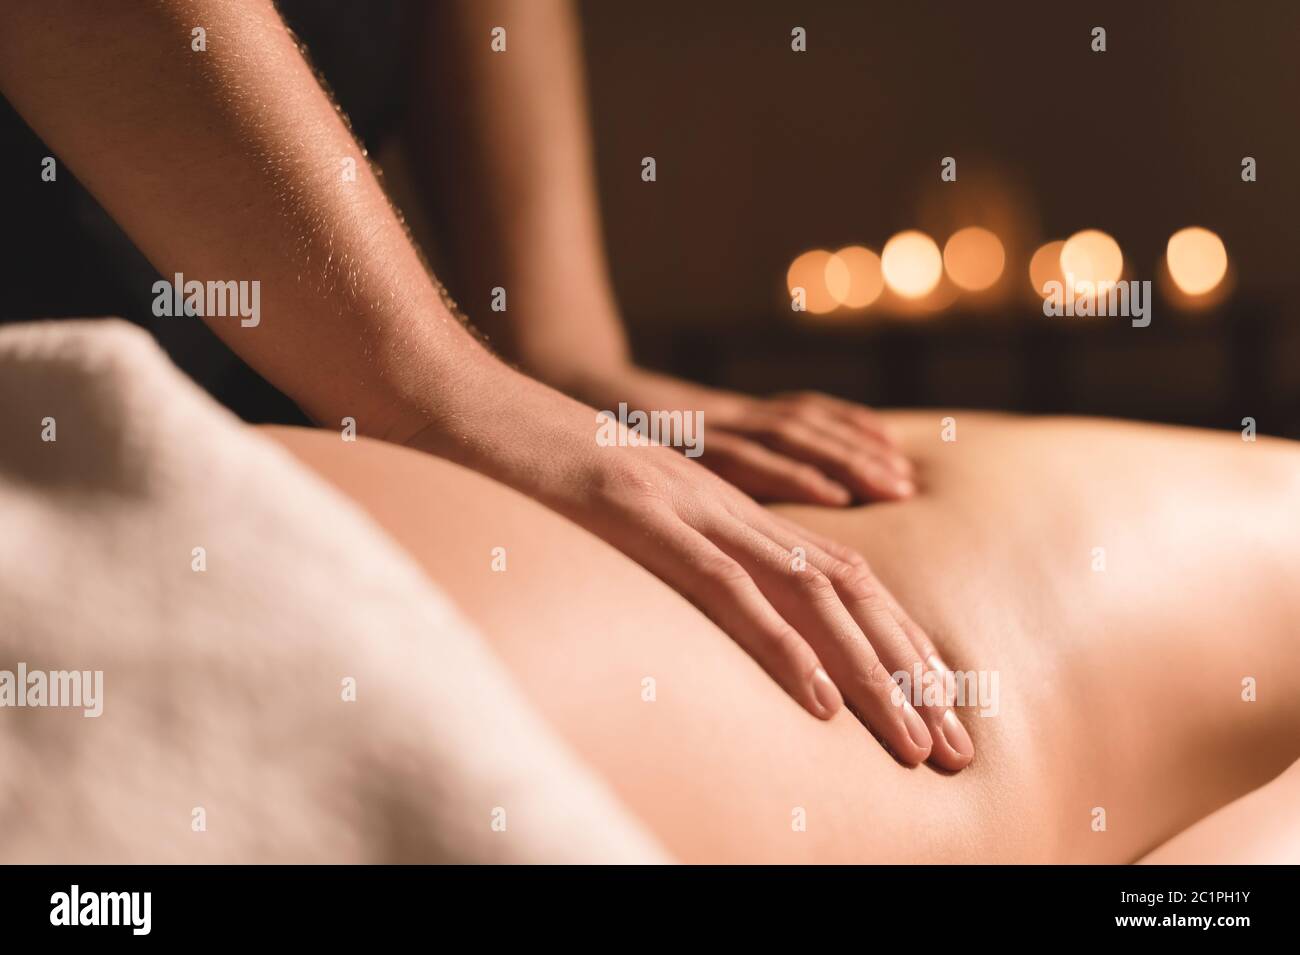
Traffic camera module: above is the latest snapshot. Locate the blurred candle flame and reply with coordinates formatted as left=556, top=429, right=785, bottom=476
left=1166, top=227, right=1228, bottom=296
left=943, top=227, right=1005, bottom=292
left=881, top=230, right=943, bottom=299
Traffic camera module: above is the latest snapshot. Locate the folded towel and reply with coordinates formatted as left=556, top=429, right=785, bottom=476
left=0, top=317, right=667, bottom=863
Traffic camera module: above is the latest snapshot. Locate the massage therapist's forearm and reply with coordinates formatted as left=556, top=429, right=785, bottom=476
left=0, top=0, right=971, bottom=767
left=409, top=1, right=916, bottom=507
left=0, top=0, right=489, bottom=441
left=411, top=0, right=631, bottom=393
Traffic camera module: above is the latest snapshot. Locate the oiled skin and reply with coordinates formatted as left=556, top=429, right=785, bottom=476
left=271, top=412, right=1300, bottom=863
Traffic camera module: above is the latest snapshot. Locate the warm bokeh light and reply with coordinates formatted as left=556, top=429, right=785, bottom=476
left=1166, top=227, right=1228, bottom=295
left=943, top=227, right=1005, bottom=292
left=881, top=230, right=943, bottom=299
left=786, top=249, right=843, bottom=315
left=1028, top=240, right=1065, bottom=299
left=823, top=252, right=852, bottom=304
left=1060, top=229, right=1123, bottom=289
left=832, top=245, right=884, bottom=309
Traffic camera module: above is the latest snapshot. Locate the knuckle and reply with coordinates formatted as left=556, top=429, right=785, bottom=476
left=861, top=659, right=897, bottom=695
left=840, top=548, right=872, bottom=572
left=828, top=562, right=878, bottom=601
left=592, top=462, right=664, bottom=509
left=627, top=474, right=667, bottom=502
left=794, top=568, right=838, bottom=603
left=765, top=624, right=806, bottom=655
left=696, top=552, right=749, bottom=588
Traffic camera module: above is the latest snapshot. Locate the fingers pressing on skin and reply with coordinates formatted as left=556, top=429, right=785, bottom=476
left=582, top=440, right=953, bottom=768
left=623, top=513, right=844, bottom=721
left=701, top=432, right=853, bottom=506
left=768, top=515, right=975, bottom=771
left=686, top=391, right=914, bottom=506
left=702, top=516, right=935, bottom=766
left=794, top=404, right=914, bottom=480
left=875, top=585, right=974, bottom=769
left=782, top=391, right=904, bottom=448
left=744, top=415, right=914, bottom=503
left=793, top=410, right=915, bottom=492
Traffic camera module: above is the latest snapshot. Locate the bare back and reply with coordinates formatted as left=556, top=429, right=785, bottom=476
left=269, top=413, right=1300, bottom=863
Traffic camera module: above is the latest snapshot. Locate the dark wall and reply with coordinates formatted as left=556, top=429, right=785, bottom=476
left=584, top=0, right=1299, bottom=324
left=580, top=1, right=1300, bottom=432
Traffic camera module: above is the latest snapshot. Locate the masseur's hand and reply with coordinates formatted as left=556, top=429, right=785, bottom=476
left=0, top=0, right=966, bottom=771
left=408, top=363, right=974, bottom=772
left=413, top=3, right=911, bottom=505
left=568, top=364, right=915, bottom=506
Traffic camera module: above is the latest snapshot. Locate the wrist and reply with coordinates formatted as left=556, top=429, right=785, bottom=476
left=401, top=360, right=608, bottom=504
left=571, top=364, right=751, bottom=428
left=558, top=359, right=640, bottom=407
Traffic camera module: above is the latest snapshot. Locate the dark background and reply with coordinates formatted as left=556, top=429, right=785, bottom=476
left=582, top=0, right=1300, bottom=435
left=2, top=1, right=1297, bottom=435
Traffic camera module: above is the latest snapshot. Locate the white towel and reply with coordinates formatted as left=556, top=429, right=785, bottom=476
left=0, top=317, right=667, bottom=863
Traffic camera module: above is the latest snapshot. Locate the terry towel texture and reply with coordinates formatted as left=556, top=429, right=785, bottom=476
left=0, top=318, right=666, bottom=863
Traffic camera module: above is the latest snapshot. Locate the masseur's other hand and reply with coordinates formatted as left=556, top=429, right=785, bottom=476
left=411, top=363, right=972, bottom=771
left=570, top=364, right=914, bottom=506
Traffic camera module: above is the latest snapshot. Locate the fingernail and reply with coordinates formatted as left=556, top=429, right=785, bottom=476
left=926, top=652, right=950, bottom=675
left=894, top=479, right=915, bottom=497
left=811, top=667, right=842, bottom=717
left=901, top=700, right=932, bottom=750
left=940, top=709, right=975, bottom=760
